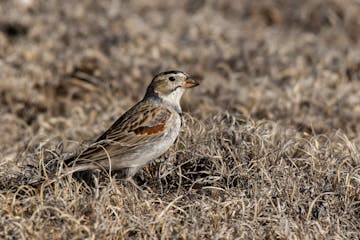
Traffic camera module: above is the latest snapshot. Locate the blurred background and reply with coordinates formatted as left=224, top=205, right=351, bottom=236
left=0, top=0, right=359, bottom=160
left=0, top=1, right=360, bottom=238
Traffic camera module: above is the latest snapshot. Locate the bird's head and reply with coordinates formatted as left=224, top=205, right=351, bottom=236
left=145, top=70, right=199, bottom=107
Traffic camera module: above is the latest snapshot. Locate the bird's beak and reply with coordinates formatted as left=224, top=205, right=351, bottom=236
left=183, top=77, right=200, bottom=88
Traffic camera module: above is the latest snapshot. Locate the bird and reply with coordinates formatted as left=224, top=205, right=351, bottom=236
left=60, top=70, right=199, bottom=180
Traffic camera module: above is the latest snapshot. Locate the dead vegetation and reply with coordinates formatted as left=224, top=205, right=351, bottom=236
left=0, top=0, right=359, bottom=239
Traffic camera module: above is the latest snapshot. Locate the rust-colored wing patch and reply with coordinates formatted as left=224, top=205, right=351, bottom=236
left=133, top=123, right=165, bottom=135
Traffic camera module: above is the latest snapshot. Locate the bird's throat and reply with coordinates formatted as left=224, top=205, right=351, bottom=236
left=161, top=87, right=184, bottom=108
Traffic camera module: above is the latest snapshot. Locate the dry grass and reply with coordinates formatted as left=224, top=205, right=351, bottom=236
left=0, top=0, right=360, bottom=239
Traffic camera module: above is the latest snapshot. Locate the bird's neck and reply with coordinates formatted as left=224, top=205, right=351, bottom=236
left=160, top=87, right=184, bottom=108
left=146, top=88, right=184, bottom=114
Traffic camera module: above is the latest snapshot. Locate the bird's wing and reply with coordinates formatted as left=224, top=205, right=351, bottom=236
left=65, top=101, right=172, bottom=166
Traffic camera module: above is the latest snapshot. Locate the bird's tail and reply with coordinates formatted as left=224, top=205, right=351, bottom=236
left=63, top=154, right=76, bottom=166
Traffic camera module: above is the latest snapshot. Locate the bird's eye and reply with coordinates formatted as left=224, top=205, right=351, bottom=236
left=169, top=76, right=175, bottom=82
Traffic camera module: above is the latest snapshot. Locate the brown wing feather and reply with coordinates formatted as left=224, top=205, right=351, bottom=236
left=133, top=123, right=165, bottom=135
left=65, top=101, right=172, bottom=166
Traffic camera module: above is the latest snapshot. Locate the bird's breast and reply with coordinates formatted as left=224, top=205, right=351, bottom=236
left=124, top=111, right=182, bottom=168
left=151, top=112, right=182, bottom=156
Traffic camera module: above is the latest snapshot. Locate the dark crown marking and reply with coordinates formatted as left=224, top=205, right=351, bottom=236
left=154, top=70, right=184, bottom=79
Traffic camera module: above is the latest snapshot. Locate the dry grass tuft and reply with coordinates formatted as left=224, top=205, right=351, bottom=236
left=0, top=0, right=360, bottom=239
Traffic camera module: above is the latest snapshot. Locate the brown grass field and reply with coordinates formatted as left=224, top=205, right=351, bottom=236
left=0, top=0, right=360, bottom=239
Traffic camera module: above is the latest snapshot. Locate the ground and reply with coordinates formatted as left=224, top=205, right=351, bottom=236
left=0, top=0, right=359, bottom=239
